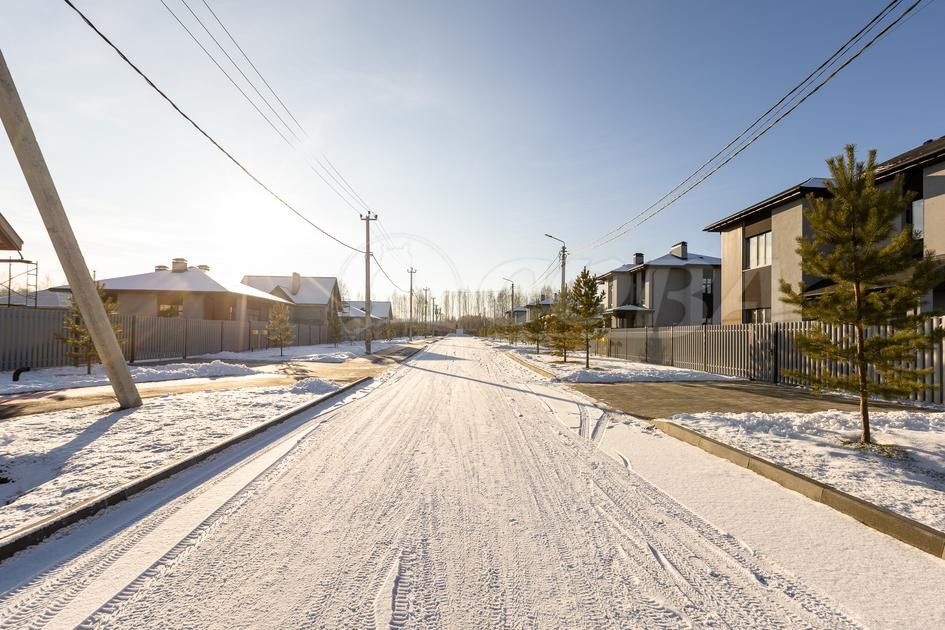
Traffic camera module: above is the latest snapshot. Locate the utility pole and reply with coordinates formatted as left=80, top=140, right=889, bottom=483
left=431, top=296, right=437, bottom=336
left=502, top=276, right=515, bottom=323
left=545, top=233, right=567, bottom=307
left=423, top=287, right=430, bottom=336
left=407, top=267, right=416, bottom=341
left=0, top=50, right=141, bottom=408
left=361, top=211, right=377, bottom=354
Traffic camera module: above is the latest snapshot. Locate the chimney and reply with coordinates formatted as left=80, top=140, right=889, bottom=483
left=154, top=264, right=169, bottom=272
left=633, top=252, right=644, bottom=265
left=670, top=241, right=688, bottom=259
left=171, top=257, right=188, bottom=272
left=291, top=272, right=301, bottom=295
left=197, top=264, right=210, bottom=272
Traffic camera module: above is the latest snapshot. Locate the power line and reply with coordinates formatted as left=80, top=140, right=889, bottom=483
left=591, top=0, right=929, bottom=248
left=63, top=0, right=363, bottom=253
left=371, top=253, right=408, bottom=293
left=582, top=0, right=921, bottom=252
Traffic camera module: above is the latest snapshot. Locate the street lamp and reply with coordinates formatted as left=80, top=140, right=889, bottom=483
left=545, top=233, right=567, bottom=305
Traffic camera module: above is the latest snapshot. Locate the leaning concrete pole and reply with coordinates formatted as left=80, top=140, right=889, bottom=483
left=0, top=49, right=141, bottom=408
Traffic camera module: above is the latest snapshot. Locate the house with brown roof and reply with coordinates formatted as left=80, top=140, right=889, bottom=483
left=704, top=135, right=945, bottom=324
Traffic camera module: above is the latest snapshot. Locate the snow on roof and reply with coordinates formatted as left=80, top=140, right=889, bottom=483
left=241, top=275, right=337, bottom=306
left=605, top=304, right=653, bottom=313
left=345, top=300, right=392, bottom=319
left=1, top=289, right=72, bottom=309
left=340, top=304, right=383, bottom=320
left=54, top=268, right=290, bottom=304
left=607, top=251, right=720, bottom=273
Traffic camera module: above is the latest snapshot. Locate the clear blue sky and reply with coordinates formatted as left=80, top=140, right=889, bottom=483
left=0, top=0, right=942, bottom=300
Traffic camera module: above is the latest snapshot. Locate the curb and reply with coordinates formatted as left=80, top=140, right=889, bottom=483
left=646, top=418, right=945, bottom=560
left=0, top=376, right=373, bottom=561
left=504, top=351, right=555, bottom=378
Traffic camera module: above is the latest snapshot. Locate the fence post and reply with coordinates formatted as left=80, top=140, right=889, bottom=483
left=644, top=326, right=649, bottom=363
left=247, top=320, right=252, bottom=352
left=183, top=320, right=188, bottom=360
left=129, top=315, right=137, bottom=364
left=773, top=322, right=780, bottom=384
left=670, top=325, right=675, bottom=367
left=702, top=324, right=708, bottom=372
left=220, top=320, right=224, bottom=353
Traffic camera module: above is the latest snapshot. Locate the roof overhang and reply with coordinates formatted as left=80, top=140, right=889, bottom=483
left=0, top=213, right=24, bottom=251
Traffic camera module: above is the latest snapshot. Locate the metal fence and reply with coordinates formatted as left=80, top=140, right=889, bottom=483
left=593, top=320, right=945, bottom=404
left=0, top=308, right=329, bottom=371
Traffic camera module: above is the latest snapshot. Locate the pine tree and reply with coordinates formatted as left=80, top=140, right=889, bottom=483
left=59, top=282, right=124, bottom=375
left=523, top=313, right=548, bottom=354
left=547, top=301, right=581, bottom=362
left=570, top=266, right=605, bottom=368
left=780, top=144, right=944, bottom=444
left=267, top=303, right=294, bottom=357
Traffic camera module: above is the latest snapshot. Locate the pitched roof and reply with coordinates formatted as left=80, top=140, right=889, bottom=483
left=0, top=289, right=71, bottom=309
left=705, top=134, right=945, bottom=233
left=340, top=304, right=384, bottom=320
left=53, top=267, right=289, bottom=303
left=241, top=275, right=337, bottom=306
left=345, top=300, right=392, bottom=319
left=0, top=212, right=23, bottom=252
left=602, top=251, right=720, bottom=275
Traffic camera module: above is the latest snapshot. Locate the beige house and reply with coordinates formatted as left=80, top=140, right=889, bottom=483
left=241, top=274, right=343, bottom=326
left=598, top=242, right=721, bottom=328
left=705, top=135, right=945, bottom=324
left=53, top=258, right=288, bottom=320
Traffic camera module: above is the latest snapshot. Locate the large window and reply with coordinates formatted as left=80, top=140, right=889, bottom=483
left=158, top=295, right=183, bottom=318
left=912, top=199, right=925, bottom=238
left=746, top=231, right=772, bottom=269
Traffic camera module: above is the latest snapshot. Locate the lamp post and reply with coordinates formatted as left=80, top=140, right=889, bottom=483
left=545, top=233, right=567, bottom=306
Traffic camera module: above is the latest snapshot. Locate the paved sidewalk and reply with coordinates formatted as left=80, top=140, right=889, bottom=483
left=571, top=380, right=918, bottom=420
left=0, top=340, right=430, bottom=419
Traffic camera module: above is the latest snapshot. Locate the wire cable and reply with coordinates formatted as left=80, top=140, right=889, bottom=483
left=591, top=0, right=929, bottom=249
left=371, top=253, right=408, bottom=293
left=64, top=0, right=364, bottom=253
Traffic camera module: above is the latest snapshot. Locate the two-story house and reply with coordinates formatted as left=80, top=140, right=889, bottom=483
left=597, top=242, right=721, bottom=328
left=704, top=135, right=945, bottom=324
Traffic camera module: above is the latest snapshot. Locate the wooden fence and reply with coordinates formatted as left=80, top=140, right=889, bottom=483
left=593, top=320, right=945, bottom=404
left=0, top=308, right=329, bottom=371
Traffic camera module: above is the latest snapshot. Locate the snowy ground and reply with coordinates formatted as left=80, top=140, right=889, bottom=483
left=0, top=378, right=339, bottom=537
left=0, top=361, right=259, bottom=396
left=200, top=338, right=406, bottom=363
left=671, top=409, right=945, bottom=532
left=499, top=342, right=735, bottom=383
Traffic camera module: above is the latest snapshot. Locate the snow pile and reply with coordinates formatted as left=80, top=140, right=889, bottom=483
left=0, top=361, right=259, bottom=395
left=515, top=350, right=735, bottom=383
left=290, top=378, right=339, bottom=395
left=0, top=383, right=339, bottom=536
left=671, top=409, right=945, bottom=531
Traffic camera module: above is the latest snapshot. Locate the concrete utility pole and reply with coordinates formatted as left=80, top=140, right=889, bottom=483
left=431, top=296, right=437, bottom=336
left=502, top=276, right=515, bottom=322
left=407, top=267, right=416, bottom=341
left=423, top=287, right=430, bottom=336
left=361, top=211, right=377, bottom=354
left=545, top=233, right=567, bottom=307
left=0, top=50, right=141, bottom=408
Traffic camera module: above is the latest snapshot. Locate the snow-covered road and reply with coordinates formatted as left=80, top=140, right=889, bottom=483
left=0, top=337, right=860, bottom=627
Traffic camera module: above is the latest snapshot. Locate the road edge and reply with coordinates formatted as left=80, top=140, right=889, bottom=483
left=0, top=376, right=373, bottom=561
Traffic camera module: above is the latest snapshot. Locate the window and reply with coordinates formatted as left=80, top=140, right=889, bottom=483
left=745, top=307, right=770, bottom=324
left=702, top=278, right=713, bottom=295
left=158, top=295, right=183, bottom=318
left=912, top=199, right=925, bottom=239
left=746, top=231, right=772, bottom=269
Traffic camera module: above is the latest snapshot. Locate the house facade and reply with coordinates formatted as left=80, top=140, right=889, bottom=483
left=705, top=135, right=945, bottom=324
left=241, top=273, right=343, bottom=326
left=598, top=242, right=721, bottom=328
left=53, top=258, right=289, bottom=320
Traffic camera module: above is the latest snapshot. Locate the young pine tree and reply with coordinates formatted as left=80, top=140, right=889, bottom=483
left=266, top=303, right=294, bottom=357
left=546, top=301, right=581, bottom=362
left=780, top=145, right=944, bottom=444
left=523, top=313, right=548, bottom=354
left=59, top=282, right=124, bottom=375
left=570, top=266, right=605, bottom=368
